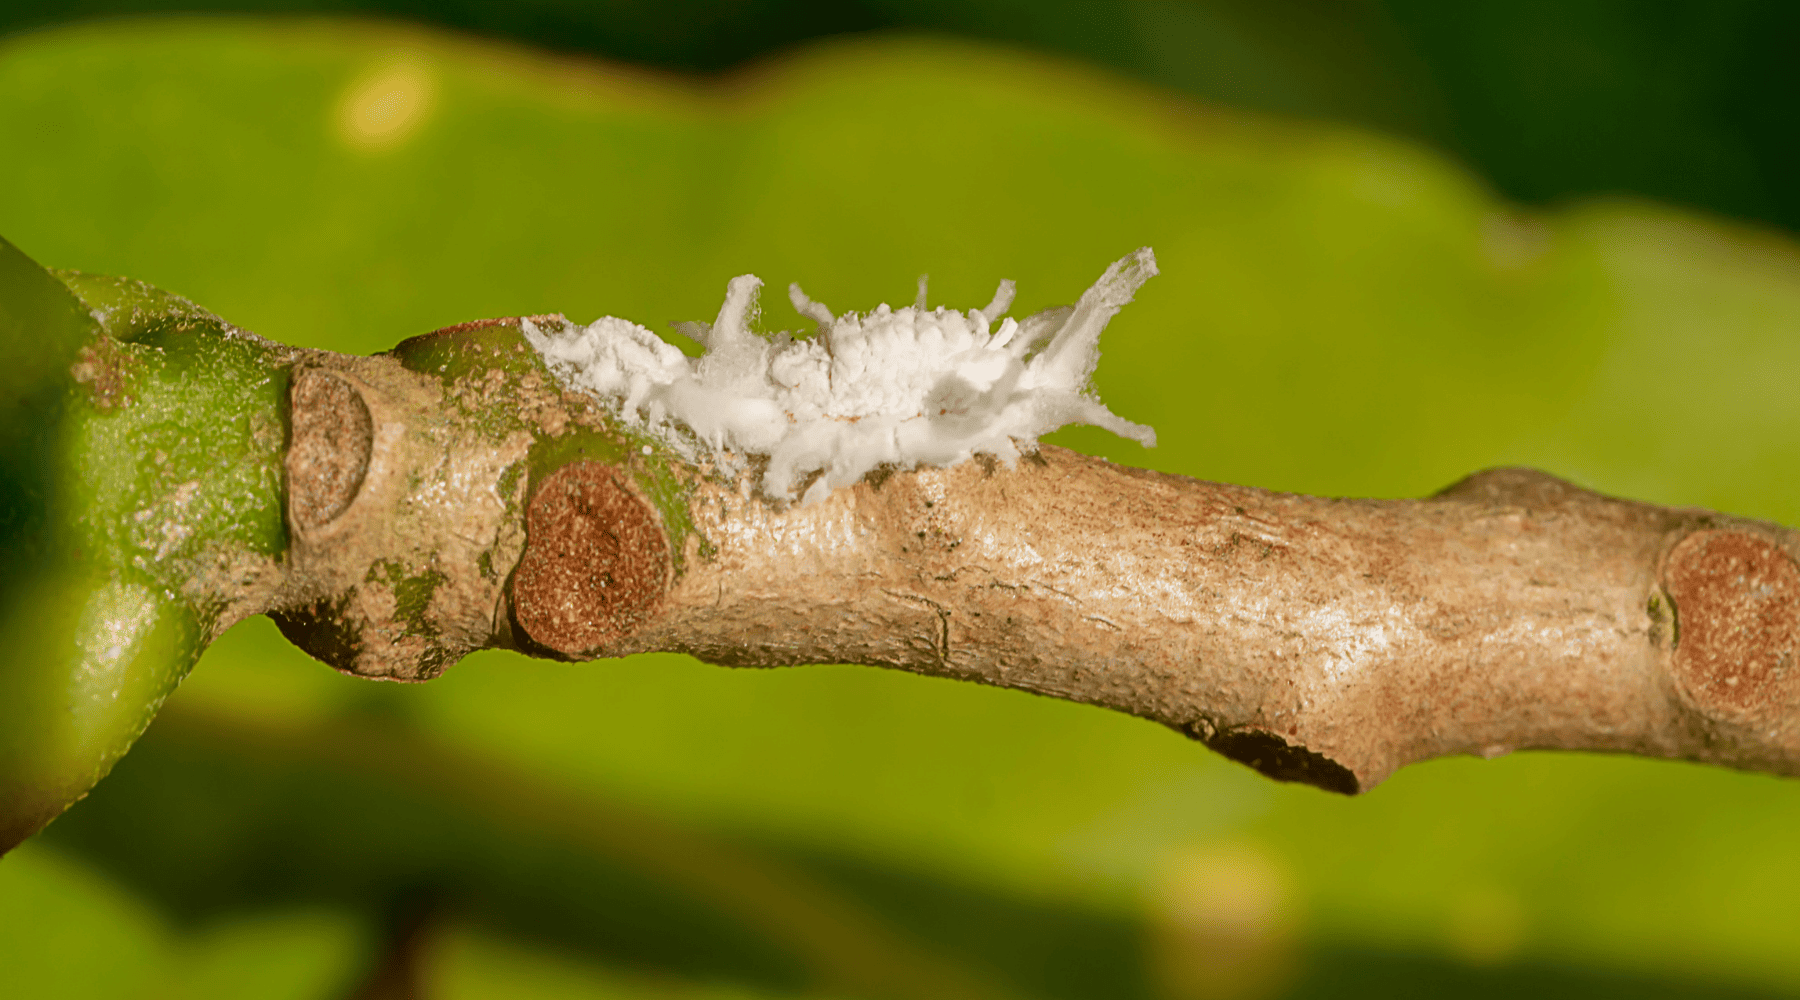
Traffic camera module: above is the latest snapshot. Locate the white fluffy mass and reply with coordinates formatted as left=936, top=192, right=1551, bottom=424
left=524, top=248, right=1159, bottom=506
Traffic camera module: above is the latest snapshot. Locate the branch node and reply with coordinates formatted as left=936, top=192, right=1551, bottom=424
left=512, top=461, right=670, bottom=656
left=1665, top=529, right=1800, bottom=736
left=287, top=368, right=373, bottom=529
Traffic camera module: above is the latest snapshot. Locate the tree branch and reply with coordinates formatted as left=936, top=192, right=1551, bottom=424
left=269, top=331, right=1800, bottom=795
left=11, top=239, right=1792, bottom=853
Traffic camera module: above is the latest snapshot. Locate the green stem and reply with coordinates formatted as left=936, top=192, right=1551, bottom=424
left=0, top=240, right=290, bottom=850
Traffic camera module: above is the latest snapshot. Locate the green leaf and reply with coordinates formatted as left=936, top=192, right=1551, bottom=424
left=0, top=841, right=173, bottom=996
left=6, top=15, right=1800, bottom=997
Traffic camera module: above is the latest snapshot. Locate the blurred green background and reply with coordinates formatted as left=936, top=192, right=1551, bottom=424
left=4, top=3, right=1800, bottom=998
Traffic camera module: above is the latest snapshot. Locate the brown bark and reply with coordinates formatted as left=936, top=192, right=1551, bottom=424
left=567, top=449, right=1800, bottom=794
left=270, top=331, right=1800, bottom=795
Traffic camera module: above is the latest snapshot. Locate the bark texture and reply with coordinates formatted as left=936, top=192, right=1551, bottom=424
left=269, top=327, right=1800, bottom=794
left=589, top=450, right=1800, bottom=793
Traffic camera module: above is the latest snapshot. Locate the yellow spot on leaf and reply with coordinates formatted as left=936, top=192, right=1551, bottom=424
left=335, top=57, right=435, bottom=151
left=1148, top=841, right=1300, bottom=1000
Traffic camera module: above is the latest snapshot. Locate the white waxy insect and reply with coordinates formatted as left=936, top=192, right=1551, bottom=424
left=525, top=249, right=1158, bottom=506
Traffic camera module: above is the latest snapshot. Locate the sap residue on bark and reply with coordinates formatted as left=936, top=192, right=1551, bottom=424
left=524, top=250, right=1159, bottom=505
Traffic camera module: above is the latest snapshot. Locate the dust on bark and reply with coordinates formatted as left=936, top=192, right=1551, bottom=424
left=69, top=339, right=135, bottom=412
